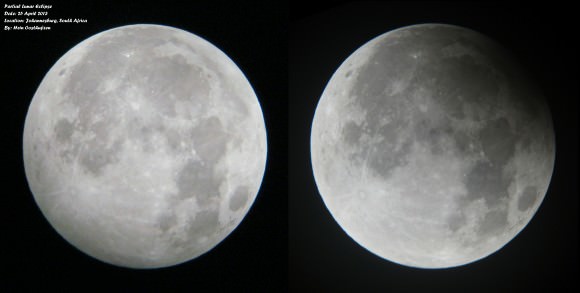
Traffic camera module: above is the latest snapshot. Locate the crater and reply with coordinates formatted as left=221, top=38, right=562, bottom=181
left=175, top=159, right=221, bottom=205
left=464, top=161, right=512, bottom=207
left=479, top=117, right=516, bottom=165
left=453, top=131, right=471, bottom=156
left=447, top=213, right=466, bottom=232
left=417, top=122, right=456, bottom=156
left=367, top=139, right=412, bottom=178
left=342, top=121, right=363, bottom=145
left=54, top=119, right=74, bottom=142
left=229, top=185, right=249, bottom=211
left=518, top=186, right=538, bottom=211
left=164, top=128, right=183, bottom=152
left=191, top=116, right=228, bottom=163
left=78, top=138, right=123, bottom=176
left=157, top=211, right=177, bottom=232
left=126, top=119, right=169, bottom=153
left=187, top=210, right=219, bottom=240
left=478, top=209, right=507, bottom=236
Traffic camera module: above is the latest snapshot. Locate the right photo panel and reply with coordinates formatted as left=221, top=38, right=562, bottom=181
left=289, top=2, right=577, bottom=291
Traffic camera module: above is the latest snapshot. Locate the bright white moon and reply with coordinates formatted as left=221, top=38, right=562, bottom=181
left=23, top=24, right=267, bottom=268
left=311, top=24, right=555, bottom=268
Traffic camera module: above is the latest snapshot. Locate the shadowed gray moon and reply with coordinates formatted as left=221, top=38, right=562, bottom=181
left=311, top=24, right=555, bottom=268
left=23, top=24, right=267, bottom=269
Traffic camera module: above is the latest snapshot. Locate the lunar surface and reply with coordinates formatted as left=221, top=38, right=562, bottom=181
left=311, top=24, right=555, bottom=268
left=23, top=25, right=267, bottom=268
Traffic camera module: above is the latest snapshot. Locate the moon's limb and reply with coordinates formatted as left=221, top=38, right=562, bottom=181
left=23, top=24, right=267, bottom=268
left=311, top=24, right=554, bottom=268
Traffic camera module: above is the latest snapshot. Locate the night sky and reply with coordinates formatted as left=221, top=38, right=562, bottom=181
left=1, top=1, right=577, bottom=291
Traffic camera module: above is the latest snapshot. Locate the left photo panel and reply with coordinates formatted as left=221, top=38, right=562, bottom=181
left=1, top=1, right=287, bottom=291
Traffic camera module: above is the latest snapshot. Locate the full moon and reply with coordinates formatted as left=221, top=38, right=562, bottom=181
left=23, top=24, right=267, bottom=268
left=311, top=24, right=555, bottom=268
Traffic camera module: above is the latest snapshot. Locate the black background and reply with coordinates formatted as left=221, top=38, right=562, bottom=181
left=1, top=1, right=578, bottom=292
left=1, top=1, right=286, bottom=291
left=290, top=2, right=578, bottom=292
